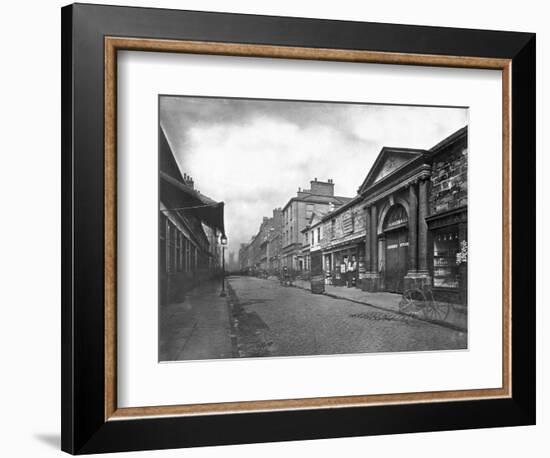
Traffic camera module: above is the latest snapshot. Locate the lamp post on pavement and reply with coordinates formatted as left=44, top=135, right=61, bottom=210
left=219, top=234, right=228, bottom=297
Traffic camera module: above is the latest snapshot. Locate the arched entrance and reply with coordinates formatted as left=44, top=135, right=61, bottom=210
left=383, top=204, right=409, bottom=293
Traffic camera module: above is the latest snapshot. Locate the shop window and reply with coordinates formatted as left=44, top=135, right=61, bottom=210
left=169, top=223, right=176, bottom=273
left=165, top=220, right=172, bottom=273
left=191, top=243, right=196, bottom=270
left=159, top=214, right=167, bottom=273
left=433, top=228, right=460, bottom=288
left=175, top=231, right=182, bottom=272
left=185, top=238, right=190, bottom=272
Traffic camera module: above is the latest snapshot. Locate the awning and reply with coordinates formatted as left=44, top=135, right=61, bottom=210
left=160, top=171, right=225, bottom=235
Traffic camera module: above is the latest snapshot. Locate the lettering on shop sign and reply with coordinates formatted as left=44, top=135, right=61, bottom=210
left=400, top=242, right=409, bottom=247
left=387, top=217, right=407, bottom=228
left=387, top=244, right=398, bottom=249
left=384, top=204, right=408, bottom=229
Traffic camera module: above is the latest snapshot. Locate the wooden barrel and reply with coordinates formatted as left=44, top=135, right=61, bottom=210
left=310, top=275, right=325, bottom=294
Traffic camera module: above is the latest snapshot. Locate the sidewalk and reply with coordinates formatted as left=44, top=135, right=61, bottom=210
left=291, top=278, right=467, bottom=331
left=159, top=280, right=234, bottom=361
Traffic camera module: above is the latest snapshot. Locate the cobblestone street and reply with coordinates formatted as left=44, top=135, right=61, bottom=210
left=227, top=276, right=467, bottom=358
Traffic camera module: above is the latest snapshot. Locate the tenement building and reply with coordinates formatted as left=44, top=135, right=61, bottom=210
left=159, top=127, right=226, bottom=305
left=238, top=208, right=282, bottom=274
left=281, top=178, right=352, bottom=271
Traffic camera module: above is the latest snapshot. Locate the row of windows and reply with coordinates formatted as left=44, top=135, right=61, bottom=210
left=304, top=213, right=357, bottom=247
left=304, top=227, right=322, bottom=246
left=284, top=204, right=293, bottom=224
left=161, top=217, right=199, bottom=274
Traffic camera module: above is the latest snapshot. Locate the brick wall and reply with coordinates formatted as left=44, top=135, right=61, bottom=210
left=429, top=144, right=467, bottom=215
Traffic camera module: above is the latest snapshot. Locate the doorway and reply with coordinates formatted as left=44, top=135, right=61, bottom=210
left=385, top=229, right=408, bottom=292
left=383, top=204, right=409, bottom=293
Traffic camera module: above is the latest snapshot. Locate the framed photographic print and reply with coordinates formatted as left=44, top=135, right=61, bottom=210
left=61, top=3, right=536, bottom=454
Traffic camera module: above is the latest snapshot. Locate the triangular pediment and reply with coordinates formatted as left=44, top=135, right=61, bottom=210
left=309, top=211, right=327, bottom=227
left=359, top=147, right=425, bottom=193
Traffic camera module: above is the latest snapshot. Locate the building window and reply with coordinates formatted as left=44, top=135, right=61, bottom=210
left=317, top=227, right=321, bottom=244
left=185, top=238, right=190, bottom=272
left=306, top=203, right=314, bottom=220
left=331, top=219, right=336, bottom=239
left=175, top=231, right=182, bottom=271
left=433, top=228, right=460, bottom=288
left=160, top=214, right=167, bottom=274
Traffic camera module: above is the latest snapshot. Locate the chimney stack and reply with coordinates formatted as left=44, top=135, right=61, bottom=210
left=310, top=177, right=335, bottom=197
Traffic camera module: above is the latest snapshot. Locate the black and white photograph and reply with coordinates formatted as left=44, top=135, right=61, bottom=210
left=158, top=96, right=469, bottom=362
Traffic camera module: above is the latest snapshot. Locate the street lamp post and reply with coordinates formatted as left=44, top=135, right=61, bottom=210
left=219, top=234, right=228, bottom=297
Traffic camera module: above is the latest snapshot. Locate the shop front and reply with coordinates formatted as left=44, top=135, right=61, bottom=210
left=322, top=233, right=366, bottom=287
left=426, top=207, right=467, bottom=304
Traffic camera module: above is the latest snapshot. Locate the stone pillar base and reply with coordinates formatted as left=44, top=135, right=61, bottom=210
left=360, top=273, right=380, bottom=292
left=403, top=271, right=431, bottom=291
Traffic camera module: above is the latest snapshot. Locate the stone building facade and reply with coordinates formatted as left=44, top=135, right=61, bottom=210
left=281, top=179, right=352, bottom=271
left=242, top=126, right=468, bottom=304
left=302, top=197, right=367, bottom=286
left=357, top=126, right=468, bottom=303
left=238, top=208, right=282, bottom=274
left=295, top=126, right=468, bottom=304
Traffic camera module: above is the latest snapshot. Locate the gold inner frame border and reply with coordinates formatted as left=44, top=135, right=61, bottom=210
left=104, top=36, right=512, bottom=421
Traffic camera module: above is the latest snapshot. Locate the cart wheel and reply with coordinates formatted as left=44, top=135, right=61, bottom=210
left=436, top=302, right=451, bottom=322
left=423, top=303, right=440, bottom=321
left=423, top=301, right=451, bottom=322
left=399, top=289, right=425, bottom=315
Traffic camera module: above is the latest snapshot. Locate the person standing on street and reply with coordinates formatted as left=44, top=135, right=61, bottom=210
left=348, top=255, right=357, bottom=287
left=341, top=256, right=348, bottom=287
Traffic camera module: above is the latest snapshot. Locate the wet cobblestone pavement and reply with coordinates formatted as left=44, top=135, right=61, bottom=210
left=227, top=276, right=467, bottom=358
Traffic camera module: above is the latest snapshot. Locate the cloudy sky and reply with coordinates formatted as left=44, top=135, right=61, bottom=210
left=160, top=96, right=468, bottom=256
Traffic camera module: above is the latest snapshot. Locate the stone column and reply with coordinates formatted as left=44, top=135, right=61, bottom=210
left=364, top=208, right=371, bottom=271
left=370, top=204, right=378, bottom=274
left=418, top=177, right=429, bottom=272
left=378, top=235, right=386, bottom=290
left=408, top=182, right=418, bottom=272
